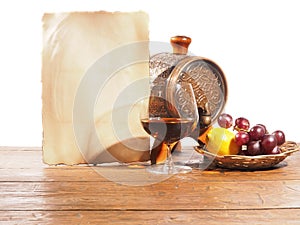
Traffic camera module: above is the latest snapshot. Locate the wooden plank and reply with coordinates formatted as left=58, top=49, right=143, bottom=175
left=0, top=150, right=45, bottom=169
left=1, top=146, right=299, bottom=170
left=1, top=161, right=300, bottom=183
left=1, top=149, right=300, bottom=182
left=1, top=180, right=300, bottom=211
left=1, top=147, right=300, bottom=224
left=1, top=209, right=300, bottom=224
left=0, top=146, right=41, bottom=151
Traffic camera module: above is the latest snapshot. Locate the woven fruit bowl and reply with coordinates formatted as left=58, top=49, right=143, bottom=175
left=194, top=141, right=299, bottom=170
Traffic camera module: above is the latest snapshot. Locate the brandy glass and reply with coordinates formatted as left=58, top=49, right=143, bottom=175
left=140, top=82, right=199, bottom=174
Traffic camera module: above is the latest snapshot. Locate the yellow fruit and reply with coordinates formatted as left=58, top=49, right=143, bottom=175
left=206, top=127, right=240, bottom=156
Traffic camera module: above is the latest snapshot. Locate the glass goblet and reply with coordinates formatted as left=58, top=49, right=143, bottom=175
left=140, top=82, right=199, bottom=174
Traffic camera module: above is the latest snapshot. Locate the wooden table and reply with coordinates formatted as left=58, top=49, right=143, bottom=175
left=1, top=145, right=300, bottom=224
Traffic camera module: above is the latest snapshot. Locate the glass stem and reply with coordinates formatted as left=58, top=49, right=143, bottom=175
left=165, top=143, right=174, bottom=171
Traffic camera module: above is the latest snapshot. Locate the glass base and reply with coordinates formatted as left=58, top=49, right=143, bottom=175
left=146, top=164, right=192, bottom=175
left=184, top=153, right=205, bottom=169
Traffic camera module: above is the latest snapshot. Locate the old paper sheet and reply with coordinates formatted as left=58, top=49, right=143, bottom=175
left=42, top=11, right=150, bottom=165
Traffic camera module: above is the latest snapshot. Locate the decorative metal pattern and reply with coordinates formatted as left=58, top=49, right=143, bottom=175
left=148, top=82, right=166, bottom=117
left=150, top=52, right=188, bottom=81
left=174, top=84, right=196, bottom=119
left=177, top=59, right=226, bottom=119
left=149, top=52, right=227, bottom=128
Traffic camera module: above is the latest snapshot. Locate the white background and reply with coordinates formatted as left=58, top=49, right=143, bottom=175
left=0, top=0, right=299, bottom=146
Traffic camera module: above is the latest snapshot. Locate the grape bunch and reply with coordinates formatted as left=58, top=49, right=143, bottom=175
left=217, top=113, right=286, bottom=156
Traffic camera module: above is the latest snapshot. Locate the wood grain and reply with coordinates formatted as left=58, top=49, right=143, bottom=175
left=1, top=209, right=300, bottom=225
left=1, top=146, right=300, bottom=224
left=1, top=148, right=299, bottom=182
left=1, top=179, right=300, bottom=211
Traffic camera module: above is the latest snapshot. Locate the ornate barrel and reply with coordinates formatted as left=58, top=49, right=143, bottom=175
left=149, top=36, right=228, bottom=164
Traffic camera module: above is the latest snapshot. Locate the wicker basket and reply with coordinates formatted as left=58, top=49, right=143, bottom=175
left=194, top=141, right=299, bottom=170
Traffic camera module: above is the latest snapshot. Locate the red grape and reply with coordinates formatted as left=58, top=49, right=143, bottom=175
left=261, top=134, right=278, bottom=154
left=218, top=113, right=233, bottom=128
left=215, top=112, right=285, bottom=156
left=234, top=117, right=250, bottom=131
left=256, top=124, right=268, bottom=134
left=272, top=130, right=285, bottom=145
left=245, top=140, right=263, bottom=156
left=235, top=131, right=250, bottom=146
left=268, top=146, right=281, bottom=154
left=249, top=125, right=266, bottom=141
